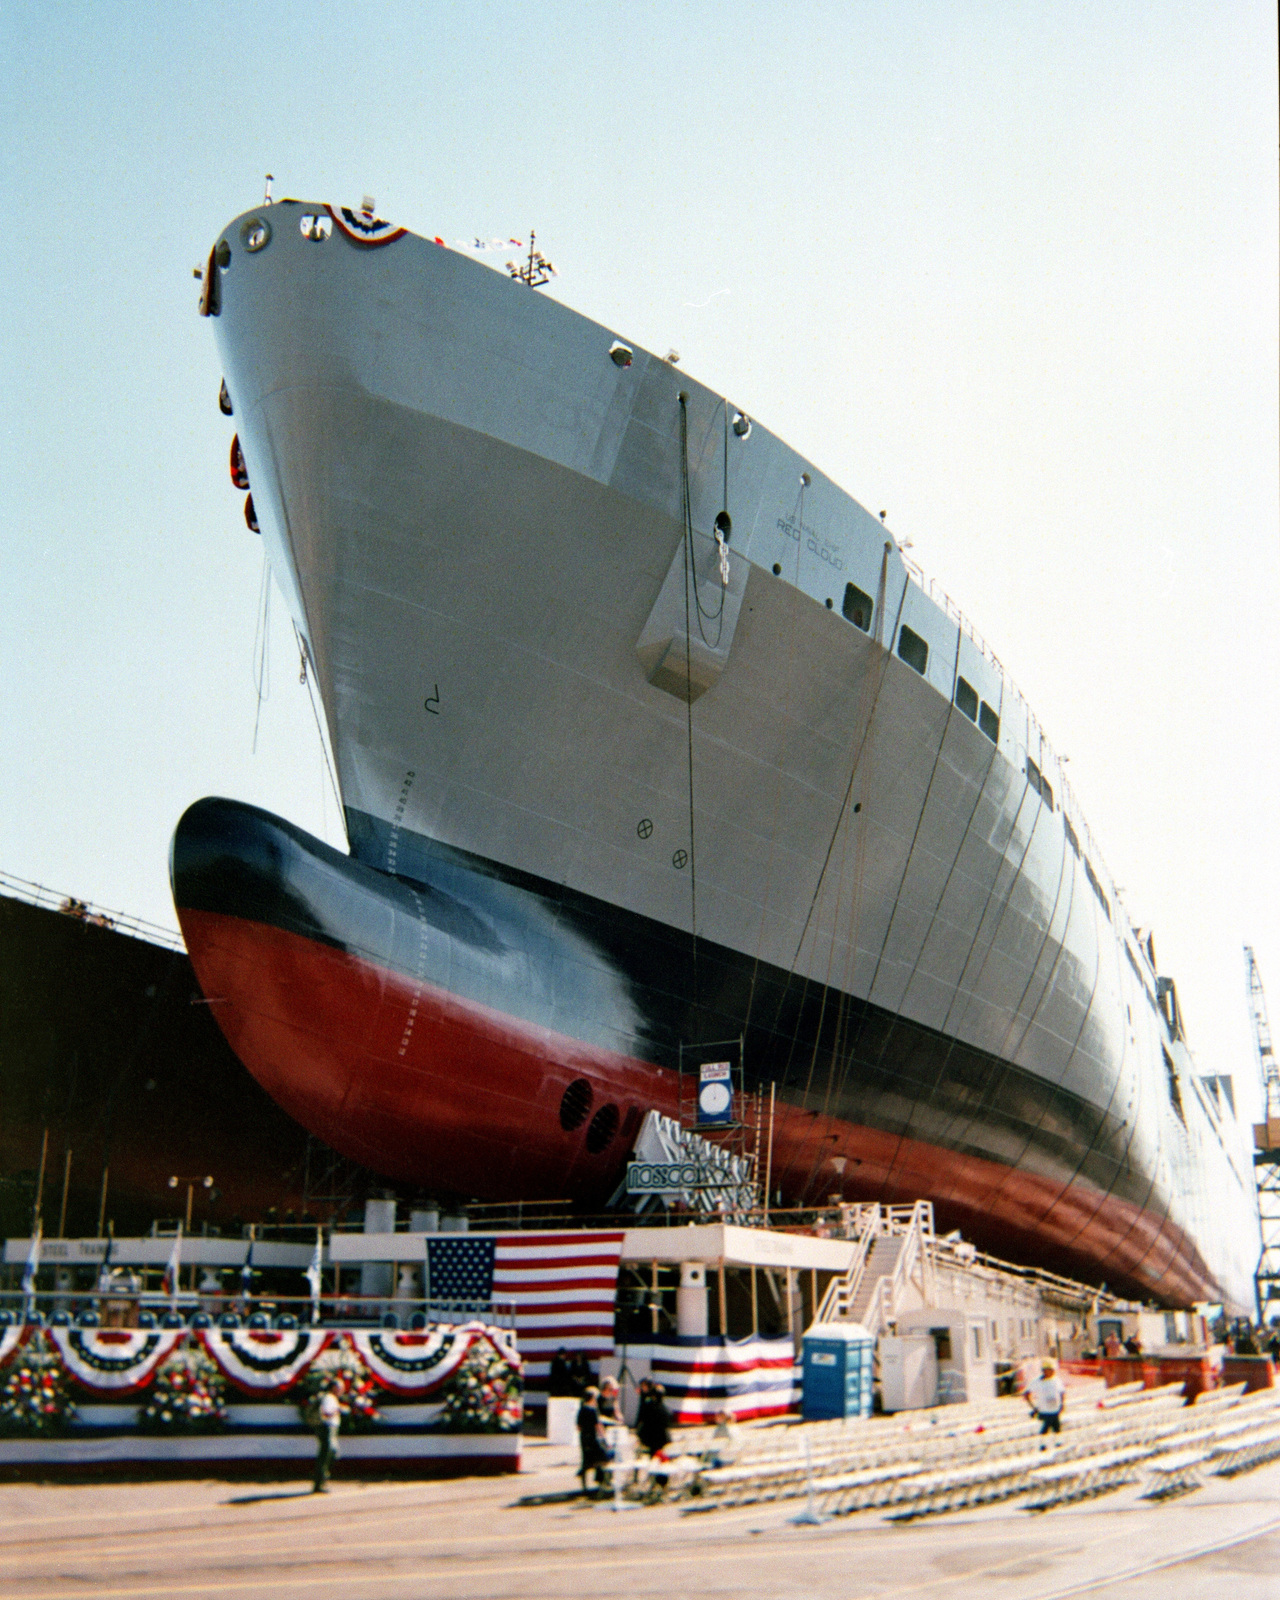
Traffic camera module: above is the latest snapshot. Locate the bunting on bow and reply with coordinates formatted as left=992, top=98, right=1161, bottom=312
left=48, top=1328, right=183, bottom=1395
left=199, top=1328, right=330, bottom=1393
left=326, top=203, right=407, bottom=247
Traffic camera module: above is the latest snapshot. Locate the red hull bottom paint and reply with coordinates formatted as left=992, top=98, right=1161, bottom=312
left=178, top=908, right=1207, bottom=1306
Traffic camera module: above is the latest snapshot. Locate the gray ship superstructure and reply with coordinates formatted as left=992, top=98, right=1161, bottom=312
left=171, top=200, right=1260, bottom=1313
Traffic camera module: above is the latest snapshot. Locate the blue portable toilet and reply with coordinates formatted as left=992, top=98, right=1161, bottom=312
left=801, top=1322, right=875, bottom=1421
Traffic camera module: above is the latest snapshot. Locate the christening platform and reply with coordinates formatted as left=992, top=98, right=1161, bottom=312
left=0, top=1315, right=522, bottom=1478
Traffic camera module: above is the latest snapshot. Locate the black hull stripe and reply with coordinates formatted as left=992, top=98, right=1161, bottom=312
left=171, top=797, right=1186, bottom=1249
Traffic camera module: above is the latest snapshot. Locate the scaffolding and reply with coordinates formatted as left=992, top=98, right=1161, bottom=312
left=1244, top=945, right=1280, bottom=1317
left=675, top=1036, right=765, bottom=1213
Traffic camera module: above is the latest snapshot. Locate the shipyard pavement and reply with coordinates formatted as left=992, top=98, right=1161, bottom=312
left=2, top=1440, right=1279, bottom=1599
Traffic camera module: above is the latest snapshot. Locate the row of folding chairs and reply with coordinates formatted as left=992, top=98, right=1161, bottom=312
left=690, top=1386, right=1179, bottom=1508
left=694, top=1406, right=1067, bottom=1508
left=695, top=1383, right=1280, bottom=1517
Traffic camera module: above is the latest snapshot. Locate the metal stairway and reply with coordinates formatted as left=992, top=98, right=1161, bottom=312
left=847, top=1236, right=904, bottom=1325
left=815, top=1201, right=935, bottom=1335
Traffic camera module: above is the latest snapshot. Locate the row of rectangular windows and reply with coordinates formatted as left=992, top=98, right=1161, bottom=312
left=843, top=585, right=1004, bottom=747
left=1025, top=758, right=1054, bottom=811
left=1083, top=855, right=1111, bottom=922
left=951, top=673, right=999, bottom=743
left=1125, top=942, right=1162, bottom=1019
left=1060, top=799, right=1114, bottom=924
left=842, top=581, right=1115, bottom=927
left=1163, top=1045, right=1186, bottom=1123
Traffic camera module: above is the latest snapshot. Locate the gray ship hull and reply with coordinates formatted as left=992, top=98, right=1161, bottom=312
left=176, top=201, right=1259, bottom=1312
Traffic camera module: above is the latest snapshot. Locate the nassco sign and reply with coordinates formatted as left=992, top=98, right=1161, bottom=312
left=625, top=1162, right=742, bottom=1195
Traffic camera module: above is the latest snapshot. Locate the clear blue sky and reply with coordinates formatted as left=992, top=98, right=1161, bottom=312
left=1, top=2, right=1276, bottom=1110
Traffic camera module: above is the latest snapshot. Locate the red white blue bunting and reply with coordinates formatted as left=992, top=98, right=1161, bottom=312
left=48, top=1328, right=183, bottom=1395
left=651, top=1336, right=799, bottom=1423
left=0, top=1325, right=30, bottom=1368
left=199, top=1328, right=330, bottom=1394
left=350, top=1322, right=514, bottom=1396
left=325, top=204, right=407, bottom=247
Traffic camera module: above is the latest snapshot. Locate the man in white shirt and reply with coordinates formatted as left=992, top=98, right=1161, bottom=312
left=313, top=1388, right=342, bottom=1492
left=1026, top=1361, right=1065, bottom=1435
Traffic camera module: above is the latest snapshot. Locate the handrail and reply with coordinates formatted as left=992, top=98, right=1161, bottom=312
left=814, top=1207, right=882, bottom=1323
left=813, top=1201, right=937, bottom=1325
left=860, top=1200, right=934, bottom=1336
left=928, top=1235, right=1132, bottom=1314
left=0, top=868, right=186, bottom=953
left=0, top=1287, right=518, bottom=1330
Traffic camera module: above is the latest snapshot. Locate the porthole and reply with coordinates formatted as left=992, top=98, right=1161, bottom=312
left=240, top=216, right=272, bottom=253
left=214, top=239, right=231, bottom=269
left=586, top=1103, right=620, bottom=1154
left=772, top=563, right=782, bottom=576
left=300, top=213, right=333, bottom=242
left=559, top=1078, right=593, bottom=1132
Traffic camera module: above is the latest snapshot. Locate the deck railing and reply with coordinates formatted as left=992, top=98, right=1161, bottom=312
left=814, top=1201, right=935, bottom=1328
left=0, top=1290, right=517, bottom=1331
left=0, top=868, right=185, bottom=953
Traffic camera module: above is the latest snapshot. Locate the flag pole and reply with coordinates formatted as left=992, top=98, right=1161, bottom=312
left=306, top=1227, right=323, bottom=1325
left=764, top=1082, right=776, bottom=1224
left=32, top=1127, right=49, bottom=1232
left=166, top=1222, right=182, bottom=1312
left=22, top=1219, right=42, bottom=1323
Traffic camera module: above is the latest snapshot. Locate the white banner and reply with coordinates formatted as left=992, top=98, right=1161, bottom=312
left=48, top=1328, right=183, bottom=1394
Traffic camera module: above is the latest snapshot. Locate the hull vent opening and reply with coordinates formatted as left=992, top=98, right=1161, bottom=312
left=586, top=1103, right=620, bottom=1154
left=559, top=1078, right=594, bottom=1132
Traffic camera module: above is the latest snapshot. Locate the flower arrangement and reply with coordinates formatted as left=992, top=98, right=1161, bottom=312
left=0, top=1337, right=77, bottom=1435
left=137, top=1347, right=228, bottom=1433
left=435, top=1335, right=523, bottom=1433
left=296, top=1336, right=380, bottom=1430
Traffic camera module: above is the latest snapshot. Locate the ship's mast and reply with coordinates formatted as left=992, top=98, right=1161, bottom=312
left=507, top=231, right=556, bottom=288
left=1245, top=945, right=1280, bottom=1320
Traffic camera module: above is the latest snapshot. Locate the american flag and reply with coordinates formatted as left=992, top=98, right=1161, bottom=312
left=426, top=1231, right=624, bottom=1397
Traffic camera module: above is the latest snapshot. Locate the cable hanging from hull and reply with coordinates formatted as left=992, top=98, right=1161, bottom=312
left=250, top=552, right=271, bottom=754
left=678, top=392, right=699, bottom=1003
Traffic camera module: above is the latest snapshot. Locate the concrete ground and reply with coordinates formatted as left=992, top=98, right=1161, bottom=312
left=3, top=1439, right=1279, bottom=1599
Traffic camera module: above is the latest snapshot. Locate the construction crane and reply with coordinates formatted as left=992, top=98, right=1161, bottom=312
left=1244, top=945, right=1280, bottom=1318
